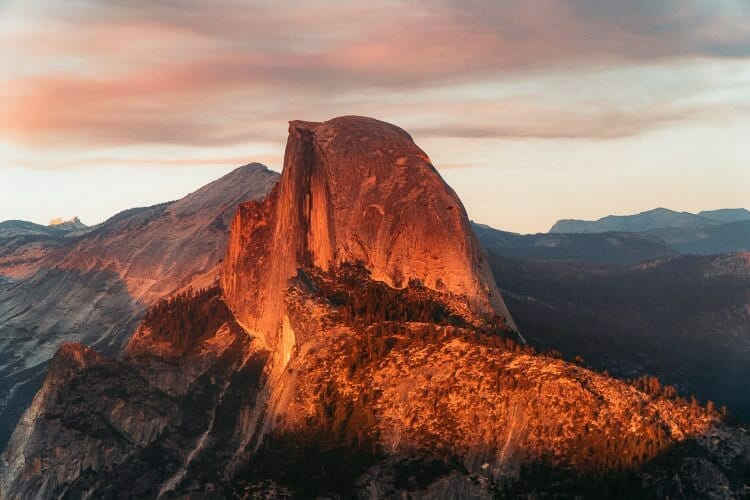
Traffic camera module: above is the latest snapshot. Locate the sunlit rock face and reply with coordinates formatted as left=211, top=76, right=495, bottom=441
left=47, top=216, right=86, bottom=231
left=2, top=117, right=749, bottom=499
left=222, top=116, right=514, bottom=346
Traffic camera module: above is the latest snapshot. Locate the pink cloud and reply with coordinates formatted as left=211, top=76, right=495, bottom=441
left=0, top=0, right=748, bottom=150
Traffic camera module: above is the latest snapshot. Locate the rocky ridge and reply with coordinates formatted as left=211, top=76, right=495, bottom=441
left=549, top=207, right=724, bottom=234
left=1, top=117, right=748, bottom=498
left=47, top=216, right=86, bottom=231
left=0, top=163, right=279, bottom=449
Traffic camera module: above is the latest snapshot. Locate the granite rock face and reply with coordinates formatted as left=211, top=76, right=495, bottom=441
left=0, top=163, right=279, bottom=449
left=0, top=343, right=179, bottom=498
left=0, top=290, right=264, bottom=500
left=3, top=117, right=748, bottom=499
left=222, top=116, right=514, bottom=347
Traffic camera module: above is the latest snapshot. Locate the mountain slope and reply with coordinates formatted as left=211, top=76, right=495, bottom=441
left=699, top=208, right=750, bottom=224
left=4, top=279, right=747, bottom=498
left=2, top=117, right=747, bottom=498
left=0, top=163, right=279, bottom=450
left=649, top=219, right=750, bottom=255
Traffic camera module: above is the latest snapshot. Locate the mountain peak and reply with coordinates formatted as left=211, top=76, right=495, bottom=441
left=226, top=162, right=275, bottom=178
left=167, top=162, right=278, bottom=218
left=48, top=216, right=85, bottom=229
left=222, top=115, right=514, bottom=346
left=644, top=207, right=677, bottom=215
left=44, top=216, right=86, bottom=233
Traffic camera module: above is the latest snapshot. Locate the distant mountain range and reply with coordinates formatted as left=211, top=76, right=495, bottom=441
left=0, top=216, right=86, bottom=238
left=550, top=207, right=750, bottom=234
left=473, top=223, right=676, bottom=266
left=651, top=219, right=750, bottom=255
left=543, top=207, right=750, bottom=256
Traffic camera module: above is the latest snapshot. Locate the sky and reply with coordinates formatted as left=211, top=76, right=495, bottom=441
left=1, top=0, right=749, bottom=233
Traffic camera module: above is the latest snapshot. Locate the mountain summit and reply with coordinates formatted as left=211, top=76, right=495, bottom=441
left=47, top=216, right=85, bottom=230
left=223, top=116, right=515, bottom=347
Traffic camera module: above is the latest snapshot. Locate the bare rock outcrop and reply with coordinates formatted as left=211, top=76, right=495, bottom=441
left=0, top=343, right=177, bottom=498
left=0, top=163, right=279, bottom=450
left=222, top=116, right=513, bottom=348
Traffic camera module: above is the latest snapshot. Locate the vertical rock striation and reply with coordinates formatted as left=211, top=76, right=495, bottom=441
left=222, top=116, right=514, bottom=348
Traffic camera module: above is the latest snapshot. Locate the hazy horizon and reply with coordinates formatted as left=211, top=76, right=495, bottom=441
left=1, top=161, right=748, bottom=234
left=2, top=0, right=749, bottom=233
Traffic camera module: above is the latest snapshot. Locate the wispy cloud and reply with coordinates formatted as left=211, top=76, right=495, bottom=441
left=1, top=0, right=748, bottom=232
left=0, top=0, right=748, bottom=154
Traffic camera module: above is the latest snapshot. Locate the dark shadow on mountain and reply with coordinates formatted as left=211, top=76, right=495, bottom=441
left=486, top=253, right=750, bottom=423
left=502, top=432, right=750, bottom=499
left=231, top=424, right=750, bottom=497
left=41, top=340, right=268, bottom=499
left=651, top=219, right=750, bottom=255
left=473, top=222, right=677, bottom=266
left=0, top=267, right=144, bottom=451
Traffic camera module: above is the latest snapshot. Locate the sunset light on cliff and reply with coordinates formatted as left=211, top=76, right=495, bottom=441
left=2, top=3, right=750, bottom=497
